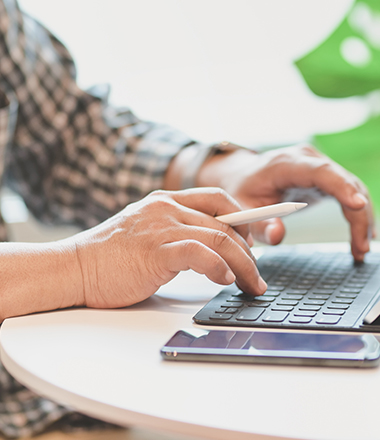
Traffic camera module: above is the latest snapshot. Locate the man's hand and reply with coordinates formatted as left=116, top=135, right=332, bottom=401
left=195, top=144, right=375, bottom=261
left=73, top=188, right=266, bottom=309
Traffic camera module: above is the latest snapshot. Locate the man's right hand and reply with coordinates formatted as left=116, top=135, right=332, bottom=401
left=73, top=188, right=267, bottom=310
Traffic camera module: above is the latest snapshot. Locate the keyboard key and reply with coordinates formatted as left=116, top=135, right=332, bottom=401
left=303, top=300, right=326, bottom=306
left=252, top=296, right=275, bottom=302
left=316, top=315, right=341, bottom=325
left=209, top=314, right=232, bottom=320
left=272, top=276, right=292, bottom=282
left=321, top=279, right=341, bottom=284
left=231, top=292, right=250, bottom=298
left=271, top=280, right=290, bottom=286
left=262, top=311, right=289, bottom=322
left=294, top=311, right=317, bottom=317
left=345, top=283, right=365, bottom=288
left=336, top=293, right=357, bottom=299
left=228, top=296, right=252, bottom=303
left=267, top=285, right=285, bottom=291
left=283, top=295, right=304, bottom=301
left=332, top=299, right=354, bottom=305
left=276, top=300, right=299, bottom=306
left=289, top=316, right=313, bottom=324
left=308, top=295, right=330, bottom=300
left=247, top=302, right=271, bottom=308
left=262, top=291, right=281, bottom=297
left=291, top=284, right=313, bottom=290
left=323, top=310, right=346, bottom=316
left=327, top=304, right=350, bottom=310
left=317, top=284, right=339, bottom=289
left=286, top=290, right=308, bottom=295
left=236, top=309, right=265, bottom=321
left=222, top=302, right=243, bottom=308
left=351, top=275, right=370, bottom=281
left=271, top=305, right=294, bottom=312
left=340, top=288, right=361, bottom=294
left=323, top=276, right=345, bottom=281
left=319, top=281, right=339, bottom=286
left=299, top=305, right=321, bottom=311
left=223, top=308, right=239, bottom=314
left=312, top=289, right=335, bottom=295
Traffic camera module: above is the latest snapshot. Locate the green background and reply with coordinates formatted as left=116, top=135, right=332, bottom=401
left=295, top=0, right=380, bottom=212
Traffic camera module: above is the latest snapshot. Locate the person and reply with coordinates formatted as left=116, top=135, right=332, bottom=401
left=0, top=0, right=376, bottom=437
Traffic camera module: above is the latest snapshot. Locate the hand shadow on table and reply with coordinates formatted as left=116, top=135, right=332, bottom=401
left=124, top=270, right=223, bottom=314
left=125, top=291, right=215, bottom=315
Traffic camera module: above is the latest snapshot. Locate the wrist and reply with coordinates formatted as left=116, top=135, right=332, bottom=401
left=58, top=238, right=86, bottom=308
left=197, top=144, right=257, bottom=188
left=0, top=240, right=84, bottom=321
left=164, top=141, right=254, bottom=190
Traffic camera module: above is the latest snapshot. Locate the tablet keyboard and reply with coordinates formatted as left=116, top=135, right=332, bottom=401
left=193, top=247, right=380, bottom=332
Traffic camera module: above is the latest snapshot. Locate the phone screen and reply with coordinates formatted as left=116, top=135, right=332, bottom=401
left=161, top=329, right=380, bottom=367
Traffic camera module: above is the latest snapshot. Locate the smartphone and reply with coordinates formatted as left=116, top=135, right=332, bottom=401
left=161, top=329, right=380, bottom=368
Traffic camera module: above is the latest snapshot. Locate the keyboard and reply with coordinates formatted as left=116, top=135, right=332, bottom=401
left=193, top=246, right=380, bottom=332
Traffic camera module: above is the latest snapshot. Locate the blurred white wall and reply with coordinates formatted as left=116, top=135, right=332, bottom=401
left=8, top=0, right=378, bottom=244
left=19, top=0, right=362, bottom=147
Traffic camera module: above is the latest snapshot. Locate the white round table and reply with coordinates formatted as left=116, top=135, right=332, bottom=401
left=1, top=243, right=380, bottom=440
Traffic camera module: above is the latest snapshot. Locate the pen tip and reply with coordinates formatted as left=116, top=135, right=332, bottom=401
left=295, top=202, right=308, bottom=211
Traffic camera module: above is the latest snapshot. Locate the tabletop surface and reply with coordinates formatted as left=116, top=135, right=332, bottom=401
left=1, top=242, right=380, bottom=440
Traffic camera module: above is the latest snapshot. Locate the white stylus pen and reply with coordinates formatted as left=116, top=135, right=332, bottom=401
left=215, top=202, right=308, bottom=226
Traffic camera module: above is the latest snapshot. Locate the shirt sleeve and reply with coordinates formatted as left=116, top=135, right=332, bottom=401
left=0, top=0, right=199, bottom=229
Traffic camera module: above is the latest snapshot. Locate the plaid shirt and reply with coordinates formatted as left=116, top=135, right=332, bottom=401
left=0, top=0, right=202, bottom=437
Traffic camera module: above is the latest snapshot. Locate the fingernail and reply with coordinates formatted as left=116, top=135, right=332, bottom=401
left=258, top=277, right=267, bottom=294
left=225, top=270, right=236, bottom=284
left=353, top=193, right=368, bottom=206
left=247, top=233, right=254, bottom=247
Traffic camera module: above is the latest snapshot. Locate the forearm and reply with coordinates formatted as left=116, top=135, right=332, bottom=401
left=0, top=240, right=83, bottom=322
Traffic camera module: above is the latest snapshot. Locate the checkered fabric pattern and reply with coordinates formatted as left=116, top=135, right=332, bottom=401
left=0, top=0, right=202, bottom=436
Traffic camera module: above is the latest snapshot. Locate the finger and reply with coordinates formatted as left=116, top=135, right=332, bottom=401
left=173, top=225, right=267, bottom=295
left=338, top=180, right=374, bottom=260
left=274, top=153, right=374, bottom=256
left=161, top=238, right=267, bottom=295
left=310, top=169, right=374, bottom=259
left=160, top=240, right=236, bottom=286
left=273, top=149, right=368, bottom=211
left=342, top=201, right=374, bottom=261
left=176, top=207, right=253, bottom=257
left=171, top=187, right=240, bottom=216
left=249, top=218, right=286, bottom=245
left=170, top=187, right=251, bottom=241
